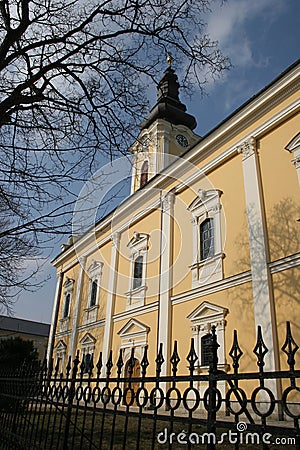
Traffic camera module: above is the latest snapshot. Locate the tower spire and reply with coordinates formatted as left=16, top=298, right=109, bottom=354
left=140, top=59, right=197, bottom=131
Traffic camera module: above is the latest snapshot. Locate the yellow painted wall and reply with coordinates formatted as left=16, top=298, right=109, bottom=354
left=259, top=113, right=300, bottom=262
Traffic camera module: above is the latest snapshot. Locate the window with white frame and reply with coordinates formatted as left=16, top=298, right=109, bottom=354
left=80, top=333, right=96, bottom=374
left=55, top=340, right=67, bottom=373
left=285, top=132, right=300, bottom=185
left=188, top=189, right=225, bottom=287
left=126, top=232, right=149, bottom=308
left=60, top=277, right=74, bottom=332
left=84, top=260, right=103, bottom=324
left=187, top=301, right=229, bottom=372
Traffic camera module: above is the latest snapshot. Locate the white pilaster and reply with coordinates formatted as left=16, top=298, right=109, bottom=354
left=238, top=138, right=279, bottom=373
left=158, top=191, right=175, bottom=376
left=46, top=271, right=63, bottom=364
left=102, top=232, right=120, bottom=373
left=69, top=256, right=87, bottom=359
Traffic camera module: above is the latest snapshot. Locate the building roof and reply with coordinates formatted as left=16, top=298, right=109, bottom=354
left=0, top=315, right=50, bottom=337
left=53, top=58, right=300, bottom=265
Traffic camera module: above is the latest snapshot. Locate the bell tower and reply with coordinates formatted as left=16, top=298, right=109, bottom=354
left=130, top=57, right=200, bottom=194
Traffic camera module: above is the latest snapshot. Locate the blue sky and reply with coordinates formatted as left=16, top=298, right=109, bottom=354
left=10, top=0, right=300, bottom=323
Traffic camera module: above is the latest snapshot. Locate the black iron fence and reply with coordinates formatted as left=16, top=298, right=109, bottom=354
left=0, top=322, right=299, bottom=449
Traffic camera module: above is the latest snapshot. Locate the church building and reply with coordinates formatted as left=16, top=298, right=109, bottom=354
left=47, top=59, right=300, bottom=397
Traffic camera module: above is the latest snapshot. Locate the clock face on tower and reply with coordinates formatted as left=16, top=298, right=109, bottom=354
left=176, top=134, right=189, bottom=148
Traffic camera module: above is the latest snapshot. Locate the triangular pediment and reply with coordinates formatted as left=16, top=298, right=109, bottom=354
left=188, top=189, right=222, bottom=213
left=55, top=340, right=67, bottom=351
left=187, top=301, right=228, bottom=323
left=79, top=332, right=96, bottom=346
left=286, top=132, right=300, bottom=152
left=118, top=318, right=150, bottom=338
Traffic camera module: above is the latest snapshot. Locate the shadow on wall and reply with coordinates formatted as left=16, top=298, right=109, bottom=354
left=227, top=197, right=300, bottom=365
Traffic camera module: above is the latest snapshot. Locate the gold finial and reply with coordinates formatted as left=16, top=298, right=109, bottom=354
left=166, top=53, right=174, bottom=67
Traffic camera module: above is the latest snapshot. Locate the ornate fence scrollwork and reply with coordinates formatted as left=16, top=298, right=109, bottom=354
left=0, top=321, right=299, bottom=449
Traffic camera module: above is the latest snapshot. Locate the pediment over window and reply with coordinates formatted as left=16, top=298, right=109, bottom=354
left=87, top=260, right=103, bottom=275
left=127, top=232, right=149, bottom=250
left=79, top=333, right=96, bottom=346
left=118, top=318, right=150, bottom=338
left=55, top=340, right=67, bottom=351
left=187, top=301, right=228, bottom=325
left=285, top=132, right=300, bottom=152
left=118, top=318, right=150, bottom=348
left=188, top=189, right=222, bottom=214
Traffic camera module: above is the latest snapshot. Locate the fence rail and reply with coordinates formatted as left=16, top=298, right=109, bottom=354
left=0, top=322, right=299, bottom=449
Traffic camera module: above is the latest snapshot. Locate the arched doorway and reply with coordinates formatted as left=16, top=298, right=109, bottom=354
left=124, top=358, right=140, bottom=405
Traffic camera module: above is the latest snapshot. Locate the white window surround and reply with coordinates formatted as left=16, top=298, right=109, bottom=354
left=80, top=333, right=96, bottom=375
left=80, top=333, right=96, bottom=356
left=55, top=340, right=67, bottom=373
left=84, top=260, right=103, bottom=324
left=187, top=301, right=229, bottom=373
left=117, top=318, right=150, bottom=364
left=126, top=232, right=149, bottom=309
left=188, top=189, right=225, bottom=288
left=285, top=132, right=300, bottom=185
left=60, top=277, right=75, bottom=332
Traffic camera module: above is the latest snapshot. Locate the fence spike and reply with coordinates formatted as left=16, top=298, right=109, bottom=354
left=282, top=321, right=299, bottom=371
left=253, top=325, right=268, bottom=370
left=66, top=356, right=72, bottom=378
left=141, top=345, right=149, bottom=377
left=88, top=353, right=94, bottom=377
left=80, top=354, right=86, bottom=377
left=170, top=341, right=180, bottom=376
left=127, top=347, right=135, bottom=378
left=155, top=343, right=164, bottom=377
left=54, top=358, right=60, bottom=377
left=96, top=352, right=102, bottom=377
left=106, top=350, right=113, bottom=378
left=187, top=338, right=198, bottom=374
left=229, top=330, right=243, bottom=372
left=116, top=349, right=124, bottom=377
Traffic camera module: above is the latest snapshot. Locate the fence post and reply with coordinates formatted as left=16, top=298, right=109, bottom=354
left=207, top=326, right=219, bottom=450
left=63, top=351, right=80, bottom=450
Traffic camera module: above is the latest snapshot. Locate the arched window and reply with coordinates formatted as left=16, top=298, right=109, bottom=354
left=133, top=255, right=143, bottom=290
left=90, top=280, right=98, bottom=307
left=140, top=160, right=149, bottom=188
left=200, top=218, right=214, bottom=260
left=63, top=293, right=71, bottom=318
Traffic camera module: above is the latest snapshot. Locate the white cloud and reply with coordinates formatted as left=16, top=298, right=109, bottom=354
left=206, top=0, right=286, bottom=66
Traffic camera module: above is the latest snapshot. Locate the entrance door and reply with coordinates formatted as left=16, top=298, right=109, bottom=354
left=124, top=358, right=140, bottom=405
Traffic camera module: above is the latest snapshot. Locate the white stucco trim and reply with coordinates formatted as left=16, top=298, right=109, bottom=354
left=158, top=191, right=175, bottom=376
left=238, top=137, right=280, bottom=380
left=69, top=256, right=87, bottom=359
left=47, top=271, right=63, bottom=364
left=102, top=232, right=120, bottom=369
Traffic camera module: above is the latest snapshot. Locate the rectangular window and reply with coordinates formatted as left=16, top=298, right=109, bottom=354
left=133, top=255, right=143, bottom=290
left=63, top=293, right=71, bottom=318
left=200, top=218, right=214, bottom=260
left=90, top=280, right=98, bottom=307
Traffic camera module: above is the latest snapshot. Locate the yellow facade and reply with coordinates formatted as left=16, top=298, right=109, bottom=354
left=48, top=61, right=300, bottom=397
